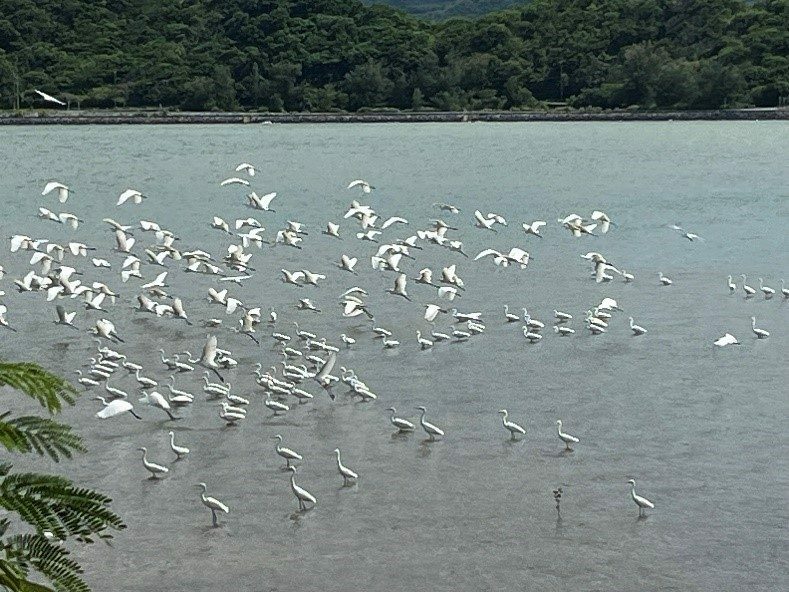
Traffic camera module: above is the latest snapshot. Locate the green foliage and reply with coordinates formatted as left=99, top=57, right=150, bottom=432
left=0, top=363, right=125, bottom=592
left=364, top=1, right=525, bottom=19
left=0, top=0, right=785, bottom=112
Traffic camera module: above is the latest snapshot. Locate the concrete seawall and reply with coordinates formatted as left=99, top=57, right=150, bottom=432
left=0, top=109, right=786, bottom=125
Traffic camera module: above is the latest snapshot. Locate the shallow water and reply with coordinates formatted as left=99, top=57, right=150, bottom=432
left=1, top=121, right=787, bottom=591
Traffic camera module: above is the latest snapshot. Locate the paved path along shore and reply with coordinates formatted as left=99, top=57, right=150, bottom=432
left=1, top=108, right=786, bottom=125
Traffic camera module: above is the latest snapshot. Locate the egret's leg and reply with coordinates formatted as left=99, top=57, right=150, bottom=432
left=211, top=509, right=218, bottom=527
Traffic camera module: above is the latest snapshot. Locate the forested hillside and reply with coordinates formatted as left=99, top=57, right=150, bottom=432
left=363, top=1, right=524, bottom=19
left=0, top=0, right=786, bottom=112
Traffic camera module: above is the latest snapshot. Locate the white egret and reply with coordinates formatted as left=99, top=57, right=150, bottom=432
left=727, top=275, right=736, bottom=293
left=117, top=189, right=146, bottom=205
left=272, top=435, right=302, bottom=468
left=42, top=181, right=70, bottom=203
left=288, top=466, right=317, bottom=510
left=713, top=333, right=740, bottom=347
left=387, top=407, right=415, bottom=432
left=658, top=272, right=672, bottom=286
left=220, top=177, right=250, bottom=187
left=554, top=326, right=575, bottom=336
left=416, top=406, right=444, bottom=441
left=235, top=162, right=255, bottom=176
left=628, top=479, right=655, bottom=517
left=629, top=317, right=647, bottom=336
left=347, top=179, right=373, bottom=193
left=522, top=220, right=546, bottom=237
left=94, top=396, right=143, bottom=420
left=35, top=89, right=65, bottom=105
left=740, top=275, right=755, bottom=297
left=137, top=447, right=168, bottom=479
left=168, top=432, right=189, bottom=460
left=556, top=420, right=579, bottom=450
left=247, top=191, right=277, bottom=211
left=498, top=410, right=526, bottom=439
left=758, top=278, right=774, bottom=299
left=334, top=449, right=359, bottom=485
left=750, top=317, right=769, bottom=339
left=197, top=482, right=229, bottom=527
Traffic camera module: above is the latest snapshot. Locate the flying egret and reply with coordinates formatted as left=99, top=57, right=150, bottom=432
left=590, top=211, right=615, bottom=233
left=197, top=482, right=229, bottom=527
left=522, top=220, right=546, bottom=237
left=347, top=179, right=373, bottom=193
left=556, top=420, right=579, bottom=450
left=34, top=89, right=66, bottom=106
left=628, top=479, right=655, bottom=517
left=220, top=177, right=250, bottom=187
left=713, top=333, right=740, bottom=347
left=117, top=189, right=146, bottom=205
left=235, top=162, right=255, bottom=176
left=42, top=181, right=70, bottom=203
left=94, top=396, right=142, bottom=420
left=247, top=191, right=277, bottom=211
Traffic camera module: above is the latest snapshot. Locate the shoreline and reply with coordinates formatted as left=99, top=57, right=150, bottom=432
left=0, top=108, right=786, bottom=125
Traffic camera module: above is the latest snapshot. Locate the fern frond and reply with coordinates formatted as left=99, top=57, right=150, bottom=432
left=4, top=534, right=88, bottom=592
left=0, top=415, right=85, bottom=460
left=0, top=363, right=78, bottom=414
left=0, top=472, right=125, bottom=542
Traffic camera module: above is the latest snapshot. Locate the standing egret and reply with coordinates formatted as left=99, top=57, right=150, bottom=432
left=658, top=272, right=672, bottom=286
left=629, top=317, right=647, bottom=336
left=556, top=420, right=579, bottom=450
left=750, top=317, right=769, bottom=339
left=334, top=449, right=359, bottom=485
left=727, top=275, right=736, bottom=293
left=781, top=279, right=789, bottom=298
left=197, top=483, right=229, bottom=527
left=758, top=278, right=774, bottom=299
left=628, top=479, right=655, bottom=517
left=168, top=431, right=190, bottom=460
left=740, top=275, right=755, bottom=297
left=288, top=466, right=317, bottom=511
left=387, top=407, right=415, bottom=432
left=272, top=435, right=302, bottom=468
left=416, top=406, right=444, bottom=441
left=137, top=447, right=168, bottom=479
left=498, top=410, right=526, bottom=439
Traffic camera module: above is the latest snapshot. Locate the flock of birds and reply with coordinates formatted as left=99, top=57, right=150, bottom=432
left=1, top=164, right=784, bottom=528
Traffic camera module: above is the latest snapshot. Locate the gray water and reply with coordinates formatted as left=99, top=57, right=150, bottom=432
left=1, top=122, right=787, bottom=592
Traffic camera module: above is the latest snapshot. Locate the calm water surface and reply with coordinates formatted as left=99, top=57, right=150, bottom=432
left=1, top=122, right=787, bottom=591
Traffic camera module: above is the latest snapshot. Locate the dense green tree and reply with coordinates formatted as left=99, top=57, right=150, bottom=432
left=0, top=0, right=785, bottom=112
left=0, top=362, right=125, bottom=592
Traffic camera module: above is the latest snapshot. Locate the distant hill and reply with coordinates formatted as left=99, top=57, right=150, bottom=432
left=364, top=1, right=525, bottom=18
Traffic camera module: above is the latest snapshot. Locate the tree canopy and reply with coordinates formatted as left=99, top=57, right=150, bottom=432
left=0, top=0, right=786, bottom=112
left=0, top=362, right=125, bottom=592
